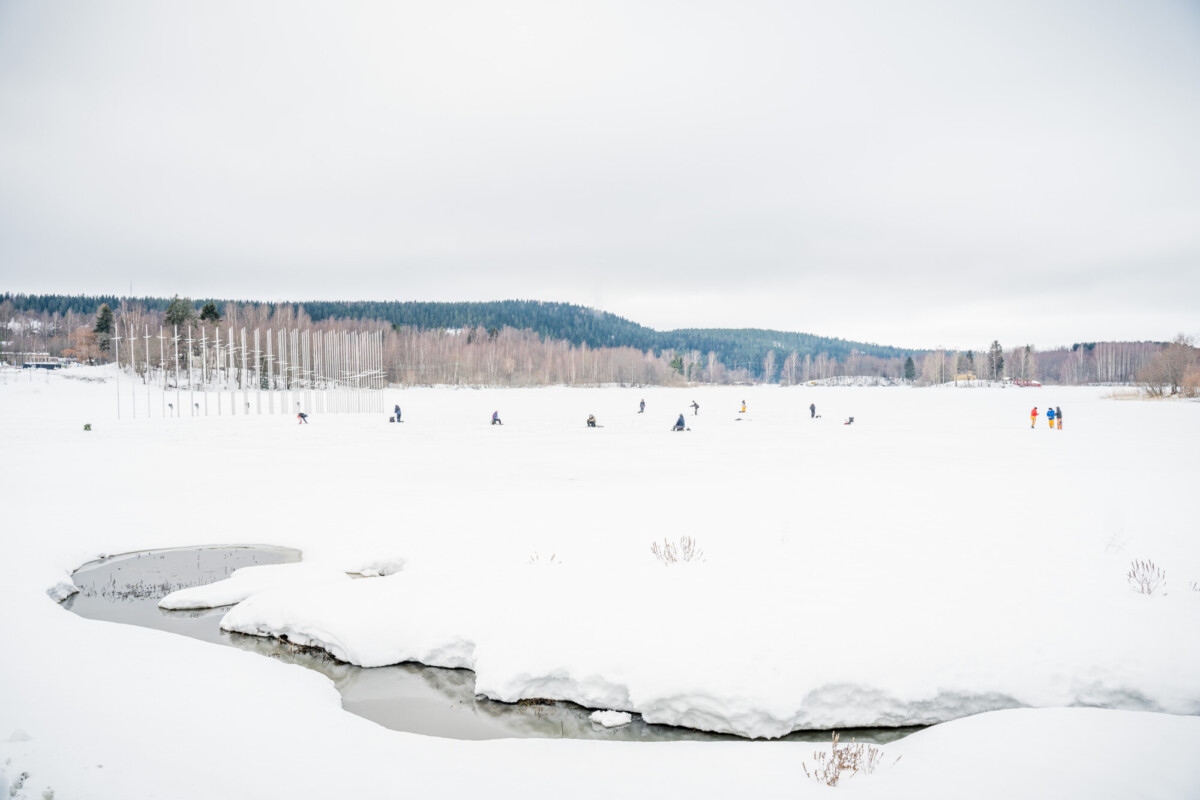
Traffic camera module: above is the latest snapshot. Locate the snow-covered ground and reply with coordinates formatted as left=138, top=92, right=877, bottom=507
left=1, top=366, right=1198, bottom=798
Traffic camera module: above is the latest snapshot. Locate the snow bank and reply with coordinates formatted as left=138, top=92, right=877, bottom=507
left=159, top=563, right=350, bottom=610
left=220, top=560, right=1200, bottom=738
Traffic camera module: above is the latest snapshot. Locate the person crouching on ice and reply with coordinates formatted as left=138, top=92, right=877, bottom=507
left=491, top=411, right=502, bottom=425
left=673, top=413, right=686, bottom=431
left=1030, top=407, right=1038, bottom=429
left=587, top=414, right=597, bottom=428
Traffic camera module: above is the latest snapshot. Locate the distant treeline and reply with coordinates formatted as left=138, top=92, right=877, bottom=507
left=0, top=293, right=916, bottom=379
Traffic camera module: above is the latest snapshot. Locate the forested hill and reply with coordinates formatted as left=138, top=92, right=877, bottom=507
left=1, top=294, right=917, bottom=373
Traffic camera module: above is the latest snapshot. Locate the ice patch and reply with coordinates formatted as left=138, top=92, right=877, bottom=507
left=590, top=710, right=632, bottom=727
left=159, top=562, right=350, bottom=610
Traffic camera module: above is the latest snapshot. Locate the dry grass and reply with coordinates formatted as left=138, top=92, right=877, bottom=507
left=1127, top=559, right=1166, bottom=596
left=801, top=732, right=895, bottom=787
left=650, top=536, right=705, bottom=565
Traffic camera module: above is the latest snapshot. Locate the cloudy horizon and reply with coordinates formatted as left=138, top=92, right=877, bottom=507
left=2, top=1, right=1198, bottom=351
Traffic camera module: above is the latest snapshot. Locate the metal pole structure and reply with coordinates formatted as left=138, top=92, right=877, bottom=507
left=173, top=326, right=181, bottom=418
left=201, top=326, right=209, bottom=416
left=253, top=328, right=261, bottom=415
left=187, top=326, right=194, bottom=416
left=128, top=324, right=136, bottom=418
left=113, top=333, right=122, bottom=420
left=266, top=330, right=274, bottom=414
left=144, top=325, right=152, bottom=418
left=158, top=327, right=166, bottom=418
left=229, top=327, right=236, bottom=415
left=241, top=328, right=248, bottom=419
left=355, top=331, right=362, bottom=413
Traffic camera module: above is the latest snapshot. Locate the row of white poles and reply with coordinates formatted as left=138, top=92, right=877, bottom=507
left=112, top=326, right=386, bottom=419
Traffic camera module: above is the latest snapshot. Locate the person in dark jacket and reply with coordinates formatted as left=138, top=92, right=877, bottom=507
left=491, top=411, right=502, bottom=425
left=810, top=403, right=816, bottom=419
left=639, top=399, right=645, bottom=413
left=394, top=404, right=402, bottom=422
left=690, top=401, right=700, bottom=415
left=1056, top=406, right=1062, bottom=430
left=297, top=412, right=308, bottom=424
left=673, top=414, right=686, bottom=431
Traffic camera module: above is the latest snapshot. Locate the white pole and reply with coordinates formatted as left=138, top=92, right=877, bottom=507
left=187, top=326, right=194, bottom=416
left=173, top=326, right=181, bottom=418
left=128, top=324, right=136, bottom=418
left=254, top=328, right=261, bottom=415
left=229, top=327, right=236, bottom=415
left=201, top=326, right=209, bottom=416
left=144, top=325, right=152, bottom=418
left=266, top=330, right=274, bottom=414
left=158, top=327, right=166, bottom=418
left=114, top=333, right=122, bottom=419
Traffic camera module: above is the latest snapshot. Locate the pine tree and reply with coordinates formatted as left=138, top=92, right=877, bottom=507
left=199, top=302, right=221, bottom=323
left=987, top=340, right=1004, bottom=380
left=164, top=296, right=196, bottom=327
left=904, top=356, right=916, bottom=381
left=93, top=304, right=114, bottom=353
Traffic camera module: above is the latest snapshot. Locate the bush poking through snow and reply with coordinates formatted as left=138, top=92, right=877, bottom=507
left=527, top=551, right=561, bottom=566
left=1190, top=580, right=1200, bottom=593
left=1127, top=560, right=1166, bottom=596
left=650, top=536, right=704, bottom=565
left=801, top=732, right=893, bottom=787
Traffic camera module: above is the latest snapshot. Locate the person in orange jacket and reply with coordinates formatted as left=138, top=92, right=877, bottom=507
left=1030, top=407, right=1038, bottom=429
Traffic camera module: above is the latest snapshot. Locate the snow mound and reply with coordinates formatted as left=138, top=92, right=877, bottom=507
left=158, top=562, right=350, bottom=610
left=346, top=555, right=406, bottom=577
left=590, top=710, right=632, bottom=727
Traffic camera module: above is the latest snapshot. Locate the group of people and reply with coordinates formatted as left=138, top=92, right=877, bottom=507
left=1030, top=406, right=1063, bottom=430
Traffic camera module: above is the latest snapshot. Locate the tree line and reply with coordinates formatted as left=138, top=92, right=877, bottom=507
left=2, top=294, right=1194, bottom=391
left=1, top=293, right=913, bottom=380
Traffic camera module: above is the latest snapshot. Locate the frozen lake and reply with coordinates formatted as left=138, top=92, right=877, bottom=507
left=3, top=369, right=1198, bottom=799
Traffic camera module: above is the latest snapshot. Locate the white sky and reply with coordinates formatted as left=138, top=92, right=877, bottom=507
left=1, top=0, right=1198, bottom=350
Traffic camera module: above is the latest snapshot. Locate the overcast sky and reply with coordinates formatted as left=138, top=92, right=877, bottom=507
left=1, top=1, right=1198, bottom=350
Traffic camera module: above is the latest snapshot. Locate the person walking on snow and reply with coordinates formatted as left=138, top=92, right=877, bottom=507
left=810, top=403, right=816, bottom=419
left=691, top=400, right=700, bottom=415
left=639, top=399, right=645, bottom=414
left=1030, top=407, right=1038, bottom=428
left=1046, top=406, right=1056, bottom=429
left=1056, top=406, right=1063, bottom=430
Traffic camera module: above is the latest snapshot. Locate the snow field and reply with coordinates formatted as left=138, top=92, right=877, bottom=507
left=1, top=367, right=1198, bottom=798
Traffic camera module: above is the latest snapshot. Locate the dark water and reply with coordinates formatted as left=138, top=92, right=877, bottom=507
left=64, top=547, right=923, bottom=743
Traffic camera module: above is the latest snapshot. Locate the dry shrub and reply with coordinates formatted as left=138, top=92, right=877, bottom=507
left=650, top=536, right=705, bottom=565
left=527, top=552, right=561, bottom=566
left=1127, top=559, right=1166, bottom=596
left=801, top=732, right=894, bottom=787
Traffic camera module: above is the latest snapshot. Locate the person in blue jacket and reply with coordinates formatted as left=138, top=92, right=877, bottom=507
left=1046, top=406, right=1056, bottom=429
left=673, top=414, right=686, bottom=431
left=491, top=410, right=502, bottom=426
